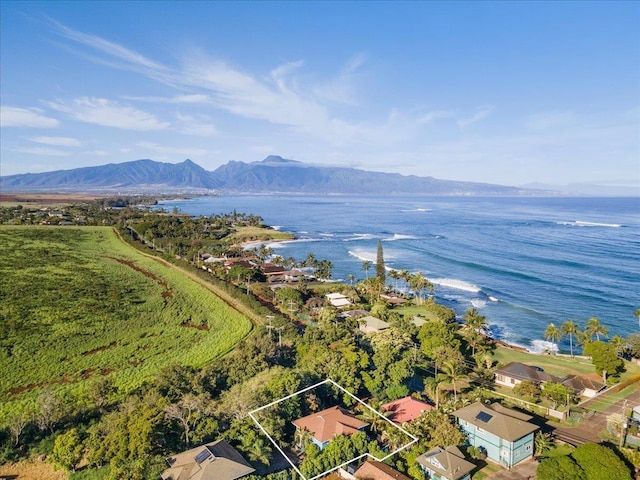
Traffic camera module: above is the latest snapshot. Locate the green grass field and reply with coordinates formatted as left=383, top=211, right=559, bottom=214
left=0, top=226, right=253, bottom=422
left=492, top=346, right=640, bottom=382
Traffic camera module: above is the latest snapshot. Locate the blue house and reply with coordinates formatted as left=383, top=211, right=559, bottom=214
left=453, top=402, right=539, bottom=468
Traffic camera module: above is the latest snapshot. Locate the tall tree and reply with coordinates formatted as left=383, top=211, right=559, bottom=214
left=561, top=320, right=579, bottom=358
left=440, top=359, right=468, bottom=403
left=376, top=240, right=386, bottom=282
left=585, top=317, right=608, bottom=342
left=362, top=260, right=372, bottom=279
left=544, top=323, right=562, bottom=354
left=635, top=308, right=640, bottom=328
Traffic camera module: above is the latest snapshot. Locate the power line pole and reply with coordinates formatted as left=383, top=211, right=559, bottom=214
left=619, top=399, right=629, bottom=448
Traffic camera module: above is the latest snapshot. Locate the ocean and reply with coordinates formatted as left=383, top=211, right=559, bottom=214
left=155, top=195, right=640, bottom=353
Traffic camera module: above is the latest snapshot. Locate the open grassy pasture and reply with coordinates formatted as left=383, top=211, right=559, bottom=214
left=0, top=226, right=253, bottom=422
left=492, top=346, right=640, bottom=381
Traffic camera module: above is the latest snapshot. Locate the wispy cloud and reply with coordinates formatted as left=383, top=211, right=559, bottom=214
left=27, top=136, right=81, bottom=147
left=313, top=53, right=367, bottom=105
left=1, top=106, right=59, bottom=128
left=44, top=97, right=169, bottom=131
left=175, top=113, right=218, bottom=137
left=136, top=141, right=208, bottom=157
left=458, top=105, right=495, bottom=128
left=48, top=22, right=418, bottom=147
left=122, top=94, right=211, bottom=104
left=13, top=146, right=69, bottom=156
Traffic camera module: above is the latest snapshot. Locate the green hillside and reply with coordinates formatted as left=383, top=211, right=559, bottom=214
left=0, top=226, right=253, bottom=422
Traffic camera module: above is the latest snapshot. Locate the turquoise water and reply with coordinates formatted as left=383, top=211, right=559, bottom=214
left=156, top=195, right=640, bottom=352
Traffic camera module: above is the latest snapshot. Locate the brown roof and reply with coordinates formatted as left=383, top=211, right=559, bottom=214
left=561, top=374, right=605, bottom=393
left=354, top=460, right=412, bottom=480
left=381, top=396, right=434, bottom=423
left=453, top=402, right=539, bottom=442
left=161, top=440, right=255, bottom=480
left=494, top=362, right=561, bottom=384
left=292, top=406, right=368, bottom=443
left=416, top=446, right=475, bottom=480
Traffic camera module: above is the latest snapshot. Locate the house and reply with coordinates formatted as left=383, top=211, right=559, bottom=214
left=416, top=445, right=476, bottom=480
left=354, top=459, right=412, bottom=480
left=261, top=263, right=286, bottom=277
left=560, top=374, right=605, bottom=398
left=380, top=293, right=407, bottom=306
left=326, top=292, right=353, bottom=308
left=339, top=309, right=369, bottom=319
left=381, top=396, right=434, bottom=424
left=453, top=402, right=539, bottom=468
left=161, top=439, right=255, bottom=480
left=359, top=316, right=390, bottom=333
left=292, top=406, right=368, bottom=450
left=493, top=362, right=560, bottom=388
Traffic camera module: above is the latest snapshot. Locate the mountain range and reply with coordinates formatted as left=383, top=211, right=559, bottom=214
left=1, top=156, right=549, bottom=195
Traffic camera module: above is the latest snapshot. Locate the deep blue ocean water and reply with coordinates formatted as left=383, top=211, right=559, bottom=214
left=155, top=195, right=640, bottom=352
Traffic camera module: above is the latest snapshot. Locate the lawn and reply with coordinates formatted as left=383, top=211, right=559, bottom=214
left=0, top=226, right=253, bottom=424
left=227, top=225, right=295, bottom=244
left=492, top=345, right=640, bottom=382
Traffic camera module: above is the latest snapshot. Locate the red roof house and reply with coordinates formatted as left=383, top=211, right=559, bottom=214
left=382, top=396, right=434, bottom=424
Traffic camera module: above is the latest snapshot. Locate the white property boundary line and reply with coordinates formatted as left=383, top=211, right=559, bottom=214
left=248, top=378, right=418, bottom=480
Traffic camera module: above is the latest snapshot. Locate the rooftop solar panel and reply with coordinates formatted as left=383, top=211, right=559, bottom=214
left=475, top=411, right=493, bottom=423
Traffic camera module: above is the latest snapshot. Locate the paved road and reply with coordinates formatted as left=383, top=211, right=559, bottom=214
left=554, top=384, right=640, bottom=445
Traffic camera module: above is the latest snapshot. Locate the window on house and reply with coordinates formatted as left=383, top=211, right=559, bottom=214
left=510, top=378, right=515, bottom=384
left=526, top=445, right=532, bottom=451
left=497, top=374, right=505, bottom=381
left=515, top=451, right=520, bottom=457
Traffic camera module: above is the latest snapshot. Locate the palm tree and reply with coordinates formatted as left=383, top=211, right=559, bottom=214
left=362, top=260, right=372, bottom=279
left=409, top=271, right=433, bottom=305
left=440, top=360, right=468, bottom=403
left=544, top=323, right=562, bottom=354
left=534, top=431, right=553, bottom=458
left=610, top=335, right=624, bottom=356
left=634, top=308, right=640, bottom=328
left=561, top=320, right=579, bottom=358
left=389, top=269, right=400, bottom=292
left=347, top=273, right=357, bottom=286
left=356, top=401, right=390, bottom=434
left=585, top=317, right=608, bottom=341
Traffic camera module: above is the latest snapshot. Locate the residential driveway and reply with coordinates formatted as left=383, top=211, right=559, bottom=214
left=488, top=460, right=538, bottom=480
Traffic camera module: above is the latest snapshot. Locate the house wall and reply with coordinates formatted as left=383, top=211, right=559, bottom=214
left=494, top=374, right=520, bottom=389
left=419, top=464, right=471, bottom=480
left=458, top=420, right=534, bottom=468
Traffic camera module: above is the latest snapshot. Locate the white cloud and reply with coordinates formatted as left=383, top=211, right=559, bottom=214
left=249, top=145, right=276, bottom=155
left=313, top=53, right=367, bottom=105
left=27, top=136, right=81, bottom=147
left=457, top=105, right=495, bottom=128
left=83, top=150, right=109, bottom=156
left=13, top=146, right=69, bottom=156
left=136, top=141, right=208, bottom=157
left=44, top=97, right=169, bottom=131
left=49, top=23, right=414, bottom=147
left=176, top=113, right=218, bottom=137
left=419, top=110, right=456, bottom=124
left=123, top=94, right=211, bottom=104
left=1, top=106, right=59, bottom=128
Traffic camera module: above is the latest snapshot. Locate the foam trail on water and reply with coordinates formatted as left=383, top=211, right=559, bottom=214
left=384, top=234, right=419, bottom=241
left=529, top=339, right=559, bottom=354
left=430, top=278, right=481, bottom=293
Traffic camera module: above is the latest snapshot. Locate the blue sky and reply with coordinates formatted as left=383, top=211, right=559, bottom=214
left=1, top=1, right=638, bottom=187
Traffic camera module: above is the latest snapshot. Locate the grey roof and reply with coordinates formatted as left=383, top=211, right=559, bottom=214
left=494, top=362, right=561, bottom=384
left=416, top=445, right=475, bottom=480
left=161, top=440, right=255, bottom=480
left=453, top=402, right=539, bottom=442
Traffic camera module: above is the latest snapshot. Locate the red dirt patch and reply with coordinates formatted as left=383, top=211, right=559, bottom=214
left=83, top=341, right=117, bottom=356
left=106, top=256, right=173, bottom=303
